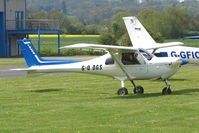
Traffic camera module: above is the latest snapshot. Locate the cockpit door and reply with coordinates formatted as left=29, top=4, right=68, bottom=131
left=121, top=49, right=154, bottom=79
left=121, top=52, right=148, bottom=79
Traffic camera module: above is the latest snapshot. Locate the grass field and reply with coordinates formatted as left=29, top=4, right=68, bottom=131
left=1, top=63, right=199, bottom=132
left=30, top=37, right=199, bottom=50
left=165, top=39, right=199, bottom=47
left=1, top=37, right=199, bottom=132
left=28, top=36, right=199, bottom=56
left=31, top=37, right=99, bottom=49
left=30, top=37, right=100, bottom=56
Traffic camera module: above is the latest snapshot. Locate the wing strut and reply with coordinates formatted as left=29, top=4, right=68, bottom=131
left=109, top=50, right=137, bottom=88
left=109, top=50, right=132, bottom=81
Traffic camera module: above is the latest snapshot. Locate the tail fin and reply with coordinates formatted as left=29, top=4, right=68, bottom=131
left=18, top=39, right=42, bottom=67
left=123, top=16, right=156, bottom=48
left=17, top=39, right=81, bottom=67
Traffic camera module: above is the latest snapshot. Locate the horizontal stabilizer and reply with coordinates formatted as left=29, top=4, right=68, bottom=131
left=10, top=68, right=30, bottom=71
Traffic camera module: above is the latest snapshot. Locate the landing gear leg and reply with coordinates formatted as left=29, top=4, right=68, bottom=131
left=162, top=79, right=172, bottom=95
left=131, top=80, right=144, bottom=94
left=117, top=81, right=128, bottom=96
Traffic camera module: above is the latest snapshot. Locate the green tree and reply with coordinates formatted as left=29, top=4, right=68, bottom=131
left=98, top=33, right=117, bottom=45
left=164, top=7, right=190, bottom=38
left=112, top=12, right=131, bottom=38
left=119, top=33, right=132, bottom=46
left=137, top=9, right=165, bottom=42
left=138, top=8, right=190, bottom=39
left=84, top=25, right=100, bottom=35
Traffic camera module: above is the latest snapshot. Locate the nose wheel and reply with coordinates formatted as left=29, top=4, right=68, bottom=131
left=162, top=87, right=172, bottom=95
left=162, top=79, right=172, bottom=95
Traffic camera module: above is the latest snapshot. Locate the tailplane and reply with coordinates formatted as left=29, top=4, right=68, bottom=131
left=17, top=39, right=81, bottom=67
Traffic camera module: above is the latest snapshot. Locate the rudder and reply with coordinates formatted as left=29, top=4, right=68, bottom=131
left=18, top=39, right=82, bottom=67
left=123, top=16, right=156, bottom=48
left=18, top=39, right=41, bottom=67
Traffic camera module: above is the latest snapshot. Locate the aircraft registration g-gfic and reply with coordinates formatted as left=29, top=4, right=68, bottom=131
left=14, top=39, right=187, bottom=96
left=123, top=16, right=199, bottom=64
left=155, top=47, right=199, bottom=64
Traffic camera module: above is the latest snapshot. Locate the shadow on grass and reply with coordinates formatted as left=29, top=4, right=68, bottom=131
left=150, top=78, right=189, bottom=82
left=173, top=88, right=199, bottom=95
left=110, top=88, right=199, bottom=99
left=168, top=79, right=189, bottom=81
left=30, top=89, right=63, bottom=93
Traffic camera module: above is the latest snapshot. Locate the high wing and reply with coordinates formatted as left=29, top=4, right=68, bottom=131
left=61, top=43, right=138, bottom=51
left=61, top=43, right=139, bottom=81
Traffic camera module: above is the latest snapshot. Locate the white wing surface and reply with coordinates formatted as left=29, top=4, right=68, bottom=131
left=61, top=43, right=138, bottom=51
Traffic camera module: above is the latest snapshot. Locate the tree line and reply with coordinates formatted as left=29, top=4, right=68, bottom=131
left=28, top=7, right=199, bottom=45
left=99, top=7, right=199, bottom=46
left=27, top=0, right=199, bottom=24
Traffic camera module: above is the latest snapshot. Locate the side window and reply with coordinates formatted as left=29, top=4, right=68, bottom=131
left=122, top=53, right=141, bottom=65
left=105, top=57, right=114, bottom=65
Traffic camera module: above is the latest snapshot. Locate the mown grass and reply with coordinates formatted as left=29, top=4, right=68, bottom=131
left=165, top=39, right=199, bottom=47
left=0, top=58, right=26, bottom=66
left=0, top=66, right=199, bottom=132
left=29, top=37, right=199, bottom=56
left=30, top=37, right=100, bottom=56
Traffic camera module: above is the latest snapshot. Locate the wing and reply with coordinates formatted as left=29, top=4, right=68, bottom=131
left=61, top=43, right=139, bottom=80
left=61, top=43, right=138, bottom=51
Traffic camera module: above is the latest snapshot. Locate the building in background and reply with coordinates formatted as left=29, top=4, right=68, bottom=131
left=0, top=0, right=61, bottom=57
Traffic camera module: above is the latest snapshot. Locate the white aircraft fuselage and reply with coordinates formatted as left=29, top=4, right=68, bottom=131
left=155, top=46, right=199, bottom=64
left=27, top=53, right=180, bottom=81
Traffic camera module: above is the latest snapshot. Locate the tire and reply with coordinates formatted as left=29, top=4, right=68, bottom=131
left=134, top=86, right=144, bottom=94
left=162, top=87, right=172, bottom=95
left=117, top=87, right=128, bottom=96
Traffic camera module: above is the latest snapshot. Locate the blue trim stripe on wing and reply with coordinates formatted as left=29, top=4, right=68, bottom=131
left=17, top=39, right=82, bottom=67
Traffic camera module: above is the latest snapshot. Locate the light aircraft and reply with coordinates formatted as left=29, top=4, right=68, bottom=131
left=14, top=39, right=187, bottom=96
left=123, top=16, right=199, bottom=64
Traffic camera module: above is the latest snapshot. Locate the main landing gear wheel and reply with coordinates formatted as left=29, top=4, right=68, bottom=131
left=162, top=87, right=172, bottom=95
left=117, top=87, right=128, bottom=96
left=134, top=86, right=144, bottom=94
